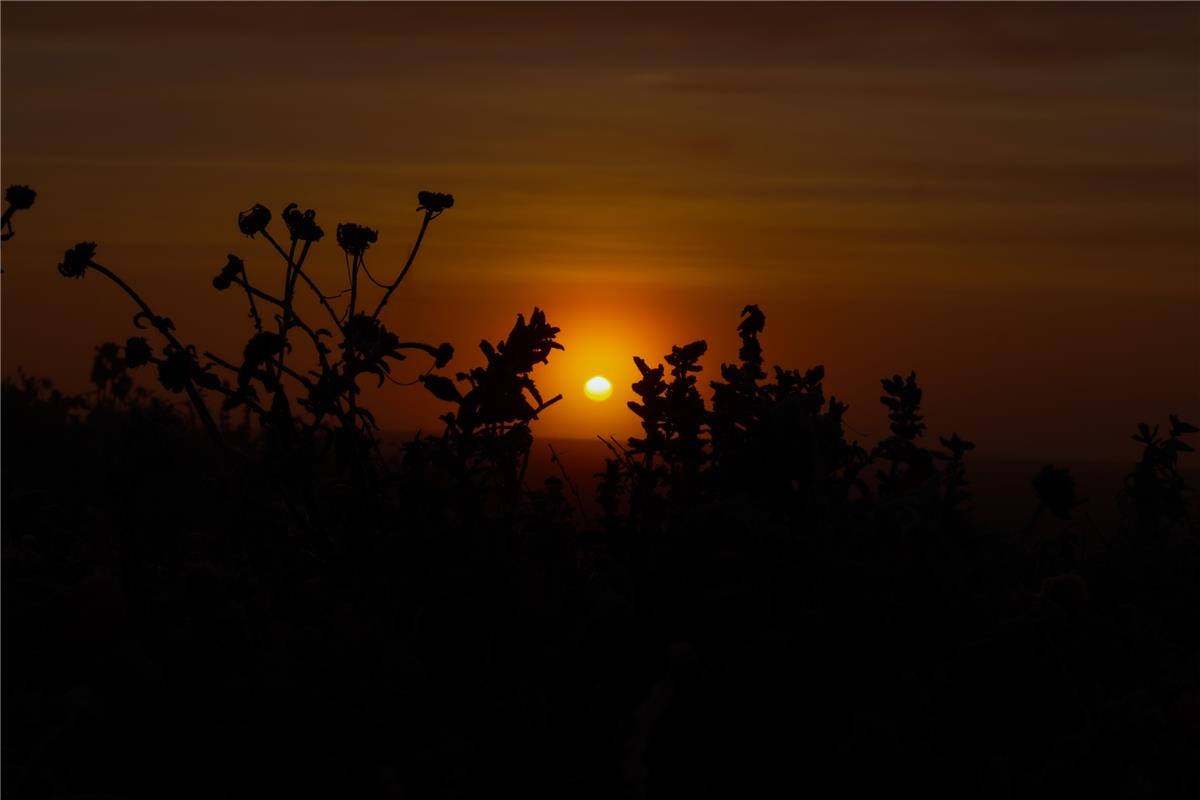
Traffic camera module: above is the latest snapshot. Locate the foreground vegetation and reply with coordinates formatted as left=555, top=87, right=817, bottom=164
left=3, top=188, right=1198, bottom=798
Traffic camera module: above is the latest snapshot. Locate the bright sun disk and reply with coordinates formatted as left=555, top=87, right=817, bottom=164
left=584, top=375, right=613, bottom=402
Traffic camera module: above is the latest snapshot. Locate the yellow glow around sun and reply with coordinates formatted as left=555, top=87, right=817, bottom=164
left=584, top=375, right=613, bottom=402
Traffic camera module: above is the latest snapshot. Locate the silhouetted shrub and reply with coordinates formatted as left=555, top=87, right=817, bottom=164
left=51, top=191, right=463, bottom=487
left=5, top=192, right=1198, bottom=799
left=1122, top=415, right=1198, bottom=534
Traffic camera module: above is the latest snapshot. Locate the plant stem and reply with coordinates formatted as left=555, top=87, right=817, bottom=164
left=87, top=260, right=224, bottom=449
left=279, top=239, right=312, bottom=379
left=372, top=211, right=432, bottom=320
left=230, top=276, right=333, bottom=372
left=261, top=229, right=343, bottom=331
left=349, top=253, right=361, bottom=319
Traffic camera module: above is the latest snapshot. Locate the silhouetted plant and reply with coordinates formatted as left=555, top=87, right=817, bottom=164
left=13, top=166, right=1200, bottom=800
left=935, top=432, right=976, bottom=526
left=625, top=339, right=708, bottom=500
left=705, top=306, right=871, bottom=516
left=1121, top=415, right=1198, bottom=533
left=1, top=184, right=36, bottom=242
left=54, top=241, right=224, bottom=445
left=90, top=342, right=133, bottom=404
left=873, top=372, right=935, bottom=493
left=416, top=308, right=564, bottom=499
left=595, top=456, right=625, bottom=527
left=2, top=370, right=83, bottom=424
left=609, top=306, right=894, bottom=535
left=55, top=191, right=459, bottom=486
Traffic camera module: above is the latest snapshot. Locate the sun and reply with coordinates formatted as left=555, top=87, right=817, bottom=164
left=584, top=375, right=613, bottom=402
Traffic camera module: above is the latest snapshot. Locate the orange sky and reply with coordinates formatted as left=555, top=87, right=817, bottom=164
left=2, top=3, right=1198, bottom=460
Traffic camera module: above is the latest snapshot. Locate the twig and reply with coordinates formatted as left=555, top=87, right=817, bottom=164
left=371, top=210, right=433, bottom=320
left=261, top=229, right=343, bottom=331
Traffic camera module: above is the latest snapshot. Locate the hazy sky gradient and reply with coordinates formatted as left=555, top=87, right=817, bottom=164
left=3, top=3, right=1197, bottom=458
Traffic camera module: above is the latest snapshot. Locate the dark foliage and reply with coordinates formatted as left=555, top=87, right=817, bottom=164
left=2, top=183, right=36, bottom=242
left=3, top=192, right=1199, bottom=799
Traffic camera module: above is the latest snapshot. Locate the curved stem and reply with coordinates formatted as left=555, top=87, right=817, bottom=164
left=87, top=260, right=224, bottom=448
left=278, top=238, right=298, bottom=358
left=372, top=211, right=432, bottom=320
left=241, top=272, right=263, bottom=332
left=395, top=341, right=442, bottom=358
left=279, top=239, right=312, bottom=378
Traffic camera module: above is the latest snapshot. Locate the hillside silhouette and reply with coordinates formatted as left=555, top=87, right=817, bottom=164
left=3, top=188, right=1199, bottom=798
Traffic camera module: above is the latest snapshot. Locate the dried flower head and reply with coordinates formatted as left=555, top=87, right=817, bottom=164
left=157, top=348, right=195, bottom=394
left=58, top=242, right=97, bottom=279
left=336, top=223, right=379, bottom=257
left=5, top=185, right=37, bottom=211
left=237, top=204, right=272, bottom=238
left=417, top=191, right=455, bottom=214
left=282, top=203, right=324, bottom=242
left=341, top=313, right=402, bottom=366
left=124, top=337, right=153, bottom=368
left=243, top=331, right=286, bottom=364
left=212, top=254, right=245, bottom=290
left=433, top=342, right=455, bottom=369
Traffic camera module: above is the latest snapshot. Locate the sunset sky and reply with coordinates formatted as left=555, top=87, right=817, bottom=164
left=2, top=3, right=1197, bottom=460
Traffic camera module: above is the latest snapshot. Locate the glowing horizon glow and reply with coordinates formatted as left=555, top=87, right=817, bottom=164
left=1, top=4, right=1196, bottom=460
left=584, top=375, right=613, bottom=402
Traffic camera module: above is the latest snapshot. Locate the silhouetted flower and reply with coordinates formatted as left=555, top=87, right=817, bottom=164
left=433, top=342, right=454, bottom=368
left=237, top=204, right=272, bottom=238
left=243, top=331, right=286, bottom=364
left=212, top=254, right=244, bottom=290
left=282, top=203, right=324, bottom=242
left=298, top=370, right=344, bottom=417
left=336, top=223, right=378, bottom=257
left=58, top=242, right=96, bottom=279
left=5, top=185, right=36, bottom=210
left=124, top=337, right=153, bottom=368
left=341, top=313, right=403, bottom=376
left=157, top=348, right=194, bottom=393
left=417, top=191, right=454, bottom=214
left=236, top=332, right=286, bottom=392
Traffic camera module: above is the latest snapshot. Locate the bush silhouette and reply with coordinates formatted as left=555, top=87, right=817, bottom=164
left=3, top=189, right=1199, bottom=798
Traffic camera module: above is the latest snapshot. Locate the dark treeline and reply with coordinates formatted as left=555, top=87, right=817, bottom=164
left=3, top=188, right=1198, bottom=798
